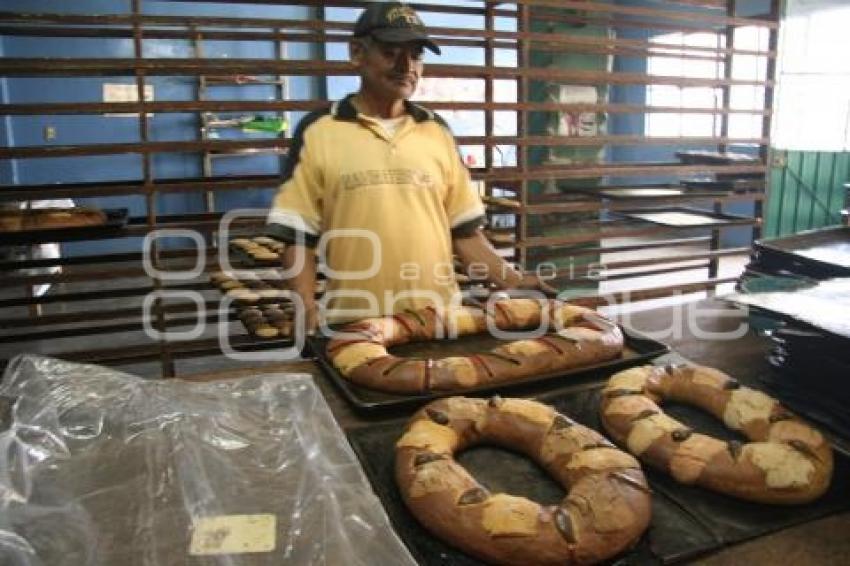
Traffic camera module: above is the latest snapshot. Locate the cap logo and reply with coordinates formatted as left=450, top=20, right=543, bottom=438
left=387, top=6, right=422, bottom=27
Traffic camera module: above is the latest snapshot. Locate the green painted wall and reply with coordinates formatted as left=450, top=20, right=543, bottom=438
left=764, top=150, right=849, bottom=238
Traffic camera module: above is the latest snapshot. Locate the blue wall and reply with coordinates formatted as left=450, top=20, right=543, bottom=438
left=0, top=37, right=17, bottom=186
left=0, top=0, right=318, bottom=254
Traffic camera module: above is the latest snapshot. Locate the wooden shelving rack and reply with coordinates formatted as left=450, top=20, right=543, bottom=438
left=0, top=0, right=779, bottom=377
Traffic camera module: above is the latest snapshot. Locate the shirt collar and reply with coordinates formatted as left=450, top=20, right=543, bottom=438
left=332, top=93, right=434, bottom=123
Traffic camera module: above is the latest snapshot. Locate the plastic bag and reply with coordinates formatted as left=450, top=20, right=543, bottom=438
left=0, top=355, right=415, bottom=566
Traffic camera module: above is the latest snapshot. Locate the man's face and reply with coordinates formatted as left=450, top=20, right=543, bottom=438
left=351, top=38, right=425, bottom=100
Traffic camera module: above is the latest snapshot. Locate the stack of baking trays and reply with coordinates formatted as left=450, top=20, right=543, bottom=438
left=729, top=227, right=850, bottom=438
left=228, top=235, right=285, bottom=266
left=306, top=297, right=850, bottom=565
left=742, top=226, right=850, bottom=281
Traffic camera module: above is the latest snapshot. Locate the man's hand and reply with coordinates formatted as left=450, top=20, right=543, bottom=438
left=453, top=230, right=559, bottom=297
left=300, top=301, right=319, bottom=336
left=282, top=243, right=319, bottom=338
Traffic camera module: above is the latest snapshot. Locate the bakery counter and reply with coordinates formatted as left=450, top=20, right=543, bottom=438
left=179, top=299, right=850, bottom=565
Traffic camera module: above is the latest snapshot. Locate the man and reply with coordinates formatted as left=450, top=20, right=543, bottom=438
left=266, top=2, right=552, bottom=333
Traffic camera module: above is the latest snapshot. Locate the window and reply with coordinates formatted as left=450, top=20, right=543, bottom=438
left=645, top=28, right=769, bottom=144
left=773, top=0, right=850, bottom=151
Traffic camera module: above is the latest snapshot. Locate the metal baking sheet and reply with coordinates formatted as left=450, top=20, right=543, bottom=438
left=534, top=385, right=850, bottom=548
left=675, top=150, right=760, bottom=165
left=616, top=207, right=754, bottom=228
left=577, top=185, right=731, bottom=200
left=0, top=208, right=128, bottom=245
left=724, top=278, right=850, bottom=339
left=347, top=378, right=850, bottom=565
left=753, top=227, right=850, bottom=278
left=681, top=179, right=764, bottom=192
left=309, top=326, right=670, bottom=415
left=348, top=417, right=707, bottom=565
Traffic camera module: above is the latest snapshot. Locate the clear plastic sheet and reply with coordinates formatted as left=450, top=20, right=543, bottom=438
left=0, top=355, right=416, bottom=566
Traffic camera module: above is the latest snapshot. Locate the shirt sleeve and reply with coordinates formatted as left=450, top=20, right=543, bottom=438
left=438, top=124, right=486, bottom=238
left=266, top=113, right=325, bottom=248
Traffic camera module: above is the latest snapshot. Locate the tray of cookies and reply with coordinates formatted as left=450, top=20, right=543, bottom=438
left=237, top=303, right=295, bottom=340
left=229, top=236, right=285, bottom=266
left=209, top=269, right=290, bottom=307
left=209, top=268, right=326, bottom=340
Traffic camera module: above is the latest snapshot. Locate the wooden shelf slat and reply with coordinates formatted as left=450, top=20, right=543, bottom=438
left=0, top=100, right=771, bottom=117
left=0, top=15, right=776, bottom=59
left=476, top=163, right=766, bottom=182
left=572, top=276, right=740, bottom=308
left=0, top=138, right=288, bottom=159
left=513, top=0, right=778, bottom=29
left=552, top=247, right=749, bottom=280
left=0, top=300, right=223, bottom=330
left=519, top=192, right=765, bottom=214
left=0, top=174, right=280, bottom=202
left=0, top=312, right=234, bottom=345
left=0, top=281, right=211, bottom=309
left=0, top=58, right=775, bottom=89
left=514, top=217, right=758, bottom=249
left=1, top=136, right=768, bottom=160
left=527, top=236, right=713, bottom=263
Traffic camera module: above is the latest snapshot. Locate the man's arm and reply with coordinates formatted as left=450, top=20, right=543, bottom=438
left=282, top=244, right=318, bottom=334
left=435, top=113, right=556, bottom=295
left=452, top=229, right=557, bottom=295
left=266, top=109, right=328, bottom=334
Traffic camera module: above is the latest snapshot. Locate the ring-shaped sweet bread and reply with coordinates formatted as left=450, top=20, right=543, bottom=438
left=599, top=364, right=833, bottom=504
left=395, top=396, right=652, bottom=565
left=327, top=299, right=624, bottom=393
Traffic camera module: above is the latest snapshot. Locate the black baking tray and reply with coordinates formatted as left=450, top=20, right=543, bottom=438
left=575, top=185, right=731, bottom=200
left=0, top=208, right=128, bottom=245
left=615, top=207, right=755, bottom=229
left=675, top=150, right=760, bottom=166
left=309, top=325, right=670, bottom=415
left=348, top=415, right=711, bottom=565
left=760, top=324, right=850, bottom=440
left=534, top=385, right=850, bottom=547
left=348, top=379, right=850, bottom=565
left=752, top=227, right=850, bottom=279
left=681, top=179, right=764, bottom=193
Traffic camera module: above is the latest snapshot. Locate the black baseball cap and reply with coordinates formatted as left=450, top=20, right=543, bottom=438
left=353, top=2, right=441, bottom=55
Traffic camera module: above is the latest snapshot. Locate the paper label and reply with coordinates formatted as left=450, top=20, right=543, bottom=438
left=189, top=514, right=276, bottom=556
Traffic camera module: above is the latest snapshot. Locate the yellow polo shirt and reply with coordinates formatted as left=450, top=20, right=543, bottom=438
left=267, top=94, right=485, bottom=323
